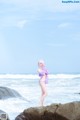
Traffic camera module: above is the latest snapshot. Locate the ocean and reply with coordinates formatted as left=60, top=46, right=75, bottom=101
left=0, top=74, right=80, bottom=120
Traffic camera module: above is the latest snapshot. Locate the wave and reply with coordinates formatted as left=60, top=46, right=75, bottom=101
left=48, top=74, right=80, bottom=79
left=0, top=74, right=39, bottom=79
left=0, top=74, right=80, bottom=79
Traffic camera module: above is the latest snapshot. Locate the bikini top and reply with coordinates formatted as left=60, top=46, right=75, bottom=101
left=39, top=68, right=48, bottom=77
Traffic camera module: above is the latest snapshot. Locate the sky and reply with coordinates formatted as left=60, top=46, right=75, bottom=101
left=0, top=0, right=80, bottom=74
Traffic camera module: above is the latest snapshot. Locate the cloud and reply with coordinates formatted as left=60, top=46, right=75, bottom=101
left=58, top=23, right=71, bottom=28
left=0, top=14, right=28, bottom=29
left=16, top=20, right=27, bottom=29
left=0, top=0, right=80, bottom=28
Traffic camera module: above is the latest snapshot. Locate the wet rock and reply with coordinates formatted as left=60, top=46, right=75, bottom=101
left=15, top=101, right=80, bottom=120
left=0, top=86, right=21, bottom=99
left=0, top=110, right=10, bottom=120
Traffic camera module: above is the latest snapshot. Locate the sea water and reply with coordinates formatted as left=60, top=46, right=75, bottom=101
left=0, top=74, right=80, bottom=120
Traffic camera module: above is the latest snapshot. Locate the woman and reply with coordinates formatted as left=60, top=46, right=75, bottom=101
left=38, top=60, right=48, bottom=106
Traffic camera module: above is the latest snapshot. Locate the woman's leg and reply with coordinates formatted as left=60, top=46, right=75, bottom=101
left=40, top=82, right=47, bottom=106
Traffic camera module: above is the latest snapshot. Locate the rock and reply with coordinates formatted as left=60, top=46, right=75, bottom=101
left=56, top=101, right=80, bottom=120
left=15, top=101, right=80, bottom=120
left=0, top=86, right=21, bottom=99
left=0, top=110, right=10, bottom=120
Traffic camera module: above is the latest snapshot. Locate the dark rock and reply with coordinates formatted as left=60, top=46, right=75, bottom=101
left=0, top=110, right=10, bottom=120
left=15, top=101, right=80, bottom=120
left=56, top=102, right=80, bottom=120
left=74, top=93, right=80, bottom=94
left=0, top=86, right=21, bottom=99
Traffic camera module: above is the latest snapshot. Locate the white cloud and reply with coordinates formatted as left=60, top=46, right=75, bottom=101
left=16, top=20, right=27, bottom=29
left=0, top=15, right=28, bottom=28
left=58, top=23, right=71, bottom=28
left=0, top=0, right=80, bottom=28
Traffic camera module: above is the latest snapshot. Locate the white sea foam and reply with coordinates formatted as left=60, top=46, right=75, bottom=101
left=0, top=74, right=80, bottom=79
left=48, top=74, right=80, bottom=79
left=0, top=74, right=39, bottom=79
left=0, top=74, right=80, bottom=120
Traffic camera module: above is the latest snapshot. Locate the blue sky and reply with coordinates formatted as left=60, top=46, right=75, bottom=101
left=0, top=0, right=80, bottom=74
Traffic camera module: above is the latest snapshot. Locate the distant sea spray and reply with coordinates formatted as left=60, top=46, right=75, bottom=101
left=0, top=74, right=80, bottom=79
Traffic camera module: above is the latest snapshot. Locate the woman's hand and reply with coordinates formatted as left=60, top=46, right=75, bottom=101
left=37, top=69, right=42, bottom=73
